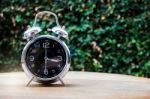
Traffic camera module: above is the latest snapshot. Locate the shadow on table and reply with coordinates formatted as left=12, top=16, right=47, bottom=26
left=28, top=83, right=76, bottom=87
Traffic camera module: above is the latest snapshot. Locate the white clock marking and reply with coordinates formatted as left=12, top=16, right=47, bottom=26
left=52, top=69, right=55, bottom=73
left=34, top=43, right=40, bottom=48
left=57, top=56, right=62, bottom=61
left=31, top=64, right=34, bottom=68
left=43, top=41, right=49, bottom=48
left=30, top=56, right=34, bottom=61
left=57, top=64, right=61, bottom=67
left=44, top=69, right=48, bottom=75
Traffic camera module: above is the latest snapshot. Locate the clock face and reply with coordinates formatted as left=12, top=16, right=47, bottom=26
left=25, top=38, right=66, bottom=78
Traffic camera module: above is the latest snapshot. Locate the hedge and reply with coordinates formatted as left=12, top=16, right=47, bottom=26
left=0, top=0, right=150, bottom=77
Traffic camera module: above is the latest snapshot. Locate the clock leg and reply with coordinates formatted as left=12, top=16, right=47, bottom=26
left=58, top=77, right=65, bottom=86
left=26, top=77, right=34, bottom=87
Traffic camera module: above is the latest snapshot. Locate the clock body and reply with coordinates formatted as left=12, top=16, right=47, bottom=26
left=21, top=35, right=70, bottom=83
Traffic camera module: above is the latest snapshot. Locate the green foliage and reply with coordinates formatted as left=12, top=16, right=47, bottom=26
left=0, top=0, right=150, bottom=77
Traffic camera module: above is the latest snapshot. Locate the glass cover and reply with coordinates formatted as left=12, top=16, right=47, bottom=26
left=25, top=38, right=66, bottom=78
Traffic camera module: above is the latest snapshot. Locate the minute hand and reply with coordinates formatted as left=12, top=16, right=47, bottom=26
left=44, top=46, right=48, bottom=75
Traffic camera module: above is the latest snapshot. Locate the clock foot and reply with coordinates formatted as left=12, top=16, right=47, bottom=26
left=26, top=77, right=34, bottom=87
left=58, top=77, right=65, bottom=86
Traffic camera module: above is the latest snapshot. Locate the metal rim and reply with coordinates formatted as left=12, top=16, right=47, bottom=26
left=21, top=35, right=70, bottom=83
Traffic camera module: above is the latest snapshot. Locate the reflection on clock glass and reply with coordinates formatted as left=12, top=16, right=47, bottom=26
left=25, top=38, right=66, bottom=78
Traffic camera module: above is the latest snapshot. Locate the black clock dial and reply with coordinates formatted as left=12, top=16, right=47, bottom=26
left=25, top=37, right=66, bottom=78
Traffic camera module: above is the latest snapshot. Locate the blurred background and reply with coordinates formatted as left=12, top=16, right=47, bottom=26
left=0, top=0, right=150, bottom=77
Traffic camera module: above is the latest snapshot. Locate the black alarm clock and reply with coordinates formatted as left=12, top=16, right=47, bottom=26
left=21, top=11, right=70, bottom=86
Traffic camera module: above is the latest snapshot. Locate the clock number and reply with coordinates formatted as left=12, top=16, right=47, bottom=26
left=57, top=56, right=62, bottom=61
left=34, top=43, right=40, bottom=48
left=43, top=42, right=49, bottom=48
left=44, top=69, right=48, bottom=75
left=51, top=69, right=55, bottom=73
left=30, top=56, right=34, bottom=61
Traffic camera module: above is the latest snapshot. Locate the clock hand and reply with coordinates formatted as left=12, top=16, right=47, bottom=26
left=44, top=46, right=48, bottom=75
left=47, top=56, right=62, bottom=62
left=47, top=58, right=62, bottom=62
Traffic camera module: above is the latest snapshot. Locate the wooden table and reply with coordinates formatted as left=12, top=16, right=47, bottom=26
left=0, top=71, right=150, bottom=99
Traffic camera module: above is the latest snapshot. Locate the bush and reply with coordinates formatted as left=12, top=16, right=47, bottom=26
left=0, top=0, right=150, bottom=77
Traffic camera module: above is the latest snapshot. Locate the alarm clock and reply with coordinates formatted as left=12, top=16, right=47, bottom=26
left=21, top=11, right=70, bottom=86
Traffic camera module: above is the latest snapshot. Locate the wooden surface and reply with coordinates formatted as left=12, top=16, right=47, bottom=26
left=0, top=71, right=150, bottom=99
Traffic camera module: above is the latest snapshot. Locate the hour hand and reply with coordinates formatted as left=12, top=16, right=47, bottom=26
left=47, top=56, right=62, bottom=62
left=47, top=59, right=60, bottom=62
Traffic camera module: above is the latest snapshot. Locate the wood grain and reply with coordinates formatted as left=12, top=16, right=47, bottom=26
left=0, top=71, right=150, bottom=99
